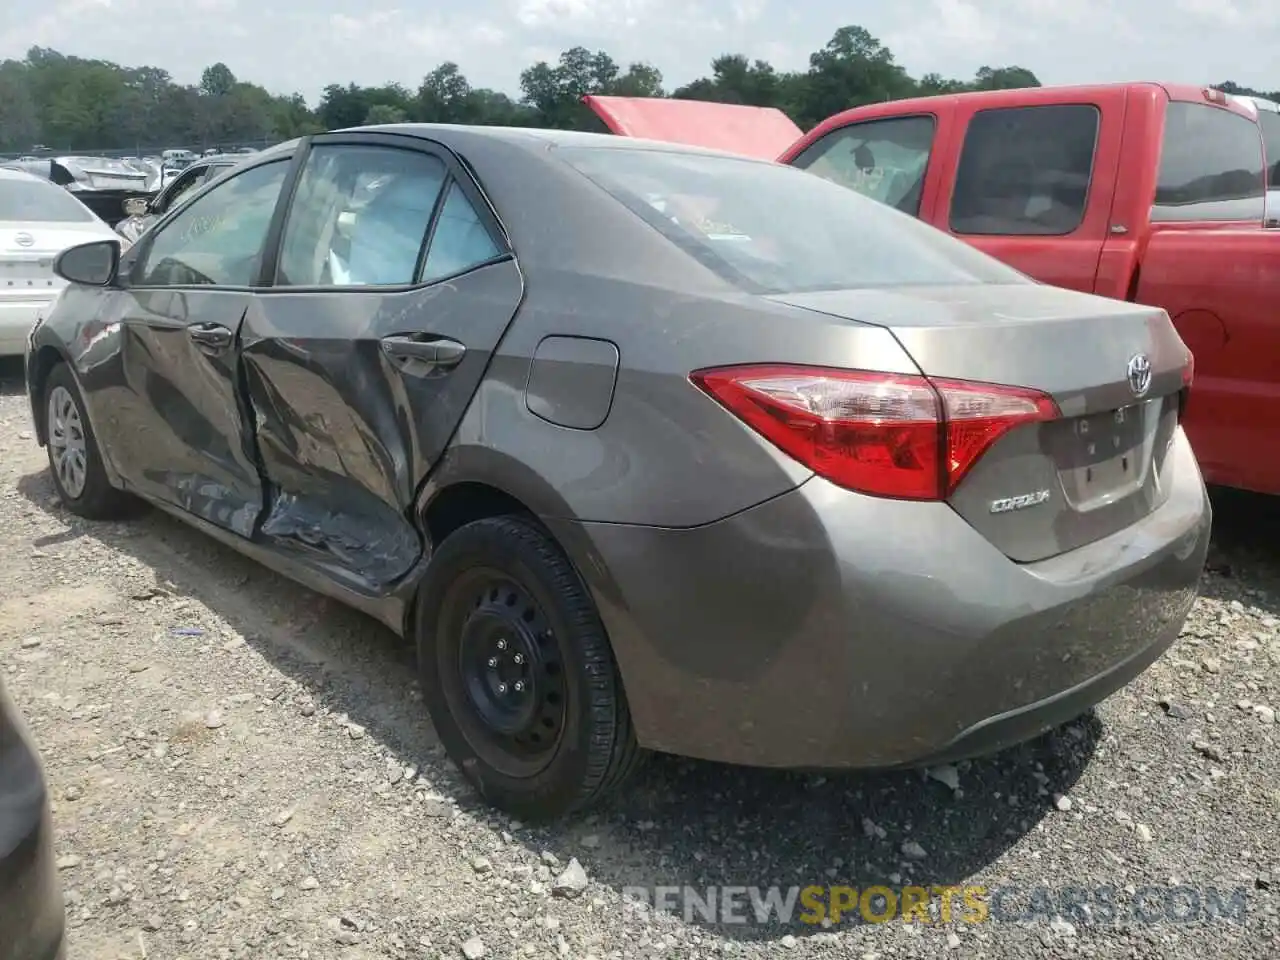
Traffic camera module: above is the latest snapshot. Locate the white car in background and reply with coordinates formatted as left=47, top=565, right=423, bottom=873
left=0, top=166, right=120, bottom=356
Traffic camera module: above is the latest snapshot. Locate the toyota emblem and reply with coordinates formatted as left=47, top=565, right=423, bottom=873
left=14, top=232, right=34, bottom=247
left=1126, top=353, right=1152, bottom=398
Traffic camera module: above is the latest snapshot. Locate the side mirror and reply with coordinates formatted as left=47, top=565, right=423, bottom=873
left=53, top=239, right=120, bottom=287
left=122, top=196, right=150, bottom=217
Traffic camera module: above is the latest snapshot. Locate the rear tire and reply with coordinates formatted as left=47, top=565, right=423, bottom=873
left=415, top=515, right=644, bottom=820
left=42, top=363, right=138, bottom=520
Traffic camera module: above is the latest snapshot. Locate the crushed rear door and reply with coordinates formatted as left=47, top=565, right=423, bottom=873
left=582, top=95, right=803, bottom=160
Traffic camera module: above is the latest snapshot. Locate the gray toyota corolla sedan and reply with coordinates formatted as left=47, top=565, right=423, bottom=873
left=0, top=676, right=65, bottom=959
left=24, top=125, right=1209, bottom=819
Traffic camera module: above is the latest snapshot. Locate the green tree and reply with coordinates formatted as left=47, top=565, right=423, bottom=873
left=364, top=103, right=408, bottom=125
left=200, top=62, right=237, bottom=97
left=0, top=31, right=1111, bottom=156
left=520, top=46, right=663, bottom=129
left=915, top=72, right=969, bottom=95
left=0, top=60, right=42, bottom=151
left=317, top=83, right=372, bottom=130
left=972, top=66, right=1041, bottom=91
left=799, top=26, right=916, bottom=126
left=417, top=63, right=472, bottom=123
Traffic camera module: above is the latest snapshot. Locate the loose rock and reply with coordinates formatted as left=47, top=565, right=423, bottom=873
left=552, top=858, right=589, bottom=898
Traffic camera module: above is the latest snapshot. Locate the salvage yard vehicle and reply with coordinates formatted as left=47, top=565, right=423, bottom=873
left=586, top=82, right=1280, bottom=497
left=0, top=675, right=66, bottom=960
left=0, top=167, right=125, bottom=356
left=3, top=155, right=158, bottom=227
left=115, top=152, right=244, bottom=246
left=25, top=126, right=1207, bottom=819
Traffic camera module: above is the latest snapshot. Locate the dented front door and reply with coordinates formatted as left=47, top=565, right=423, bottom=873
left=239, top=133, right=521, bottom=593
left=104, top=157, right=295, bottom=536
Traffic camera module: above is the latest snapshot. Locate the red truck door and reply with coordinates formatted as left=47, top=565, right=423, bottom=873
left=925, top=90, right=1125, bottom=294
left=1124, top=93, right=1280, bottom=493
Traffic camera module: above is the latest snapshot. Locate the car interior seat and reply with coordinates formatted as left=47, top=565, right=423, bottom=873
left=346, top=170, right=444, bottom=285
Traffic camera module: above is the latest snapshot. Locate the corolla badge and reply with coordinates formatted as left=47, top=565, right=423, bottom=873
left=1126, top=353, right=1152, bottom=398
left=989, top=489, right=1051, bottom=514
left=14, top=232, right=34, bottom=247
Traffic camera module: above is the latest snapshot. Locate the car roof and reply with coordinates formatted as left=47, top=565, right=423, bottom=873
left=1239, top=94, right=1280, bottom=114
left=344, top=123, right=776, bottom=162
left=0, top=166, right=51, bottom=184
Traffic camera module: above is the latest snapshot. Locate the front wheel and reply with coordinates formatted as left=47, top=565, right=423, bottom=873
left=415, top=515, right=644, bottom=820
left=43, top=362, right=138, bottom=520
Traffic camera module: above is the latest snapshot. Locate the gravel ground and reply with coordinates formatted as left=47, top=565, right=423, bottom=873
left=1, top=358, right=1278, bottom=960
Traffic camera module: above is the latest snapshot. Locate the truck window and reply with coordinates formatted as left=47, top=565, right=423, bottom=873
left=790, top=116, right=935, bottom=216
left=1250, top=108, right=1280, bottom=191
left=1153, top=101, right=1264, bottom=222
left=949, top=104, right=1099, bottom=237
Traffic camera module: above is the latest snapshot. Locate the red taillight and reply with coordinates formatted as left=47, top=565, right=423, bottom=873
left=690, top=364, right=1059, bottom=501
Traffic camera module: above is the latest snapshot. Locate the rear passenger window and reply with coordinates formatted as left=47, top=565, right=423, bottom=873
left=1153, top=101, right=1265, bottom=222
left=950, top=105, right=1099, bottom=237
left=420, top=182, right=501, bottom=282
left=276, top=144, right=447, bottom=287
left=791, top=116, right=935, bottom=216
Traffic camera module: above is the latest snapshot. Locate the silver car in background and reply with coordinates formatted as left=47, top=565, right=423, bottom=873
left=0, top=167, right=120, bottom=356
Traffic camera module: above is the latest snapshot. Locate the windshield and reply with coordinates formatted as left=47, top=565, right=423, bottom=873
left=0, top=177, right=96, bottom=223
left=557, top=146, right=1027, bottom=294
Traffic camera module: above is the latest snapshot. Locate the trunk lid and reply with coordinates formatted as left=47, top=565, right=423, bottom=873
left=582, top=95, right=803, bottom=161
left=0, top=221, right=112, bottom=301
left=770, top=283, right=1191, bottom=562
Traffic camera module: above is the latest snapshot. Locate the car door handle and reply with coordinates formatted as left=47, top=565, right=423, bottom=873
left=380, top=335, right=467, bottom=370
left=187, top=322, right=233, bottom=352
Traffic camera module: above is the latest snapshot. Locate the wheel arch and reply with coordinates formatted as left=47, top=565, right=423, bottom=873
left=405, top=447, right=599, bottom=645
left=414, top=443, right=582, bottom=544
left=27, top=343, right=72, bottom=444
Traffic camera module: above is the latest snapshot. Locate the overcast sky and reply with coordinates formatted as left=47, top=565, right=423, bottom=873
left=3, top=0, right=1277, bottom=104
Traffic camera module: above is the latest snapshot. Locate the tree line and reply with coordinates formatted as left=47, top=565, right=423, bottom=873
left=1, top=26, right=1275, bottom=156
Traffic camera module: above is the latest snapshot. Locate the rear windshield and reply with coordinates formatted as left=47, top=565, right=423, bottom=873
left=0, top=177, right=96, bottom=223
left=556, top=146, right=1028, bottom=295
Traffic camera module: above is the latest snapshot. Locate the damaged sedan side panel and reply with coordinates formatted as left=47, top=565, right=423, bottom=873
left=239, top=133, right=524, bottom=594
left=241, top=264, right=526, bottom=591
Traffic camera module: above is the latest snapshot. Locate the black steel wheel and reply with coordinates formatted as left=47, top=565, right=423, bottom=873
left=416, top=515, right=644, bottom=819
left=451, top=569, right=567, bottom=775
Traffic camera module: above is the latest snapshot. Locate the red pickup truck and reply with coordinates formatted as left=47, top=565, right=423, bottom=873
left=586, top=83, right=1280, bottom=496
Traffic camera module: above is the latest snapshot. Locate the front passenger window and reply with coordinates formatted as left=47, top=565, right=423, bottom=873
left=134, top=160, right=290, bottom=287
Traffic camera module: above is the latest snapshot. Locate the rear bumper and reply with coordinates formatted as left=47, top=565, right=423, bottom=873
left=0, top=688, right=65, bottom=960
left=549, top=430, right=1210, bottom=769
